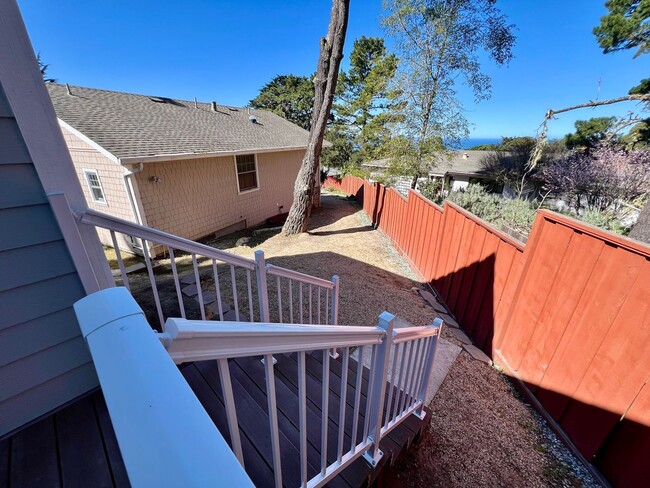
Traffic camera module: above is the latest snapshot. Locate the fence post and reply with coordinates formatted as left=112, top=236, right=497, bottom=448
left=415, top=317, right=443, bottom=419
left=255, top=250, right=270, bottom=322
left=363, top=311, right=395, bottom=467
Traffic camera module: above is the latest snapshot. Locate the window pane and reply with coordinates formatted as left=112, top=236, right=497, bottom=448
left=236, top=154, right=258, bottom=191
left=238, top=171, right=257, bottom=191
left=85, top=171, right=105, bottom=202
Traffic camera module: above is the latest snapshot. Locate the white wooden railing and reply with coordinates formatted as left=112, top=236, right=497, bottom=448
left=74, top=288, right=443, bottom=488
left=167, top=315, right=444, bottom=487
left=78, top=209, right=340, bottom=329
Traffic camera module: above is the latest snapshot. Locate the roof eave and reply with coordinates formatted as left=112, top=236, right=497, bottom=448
left=117, top=145, right=309, bottom=165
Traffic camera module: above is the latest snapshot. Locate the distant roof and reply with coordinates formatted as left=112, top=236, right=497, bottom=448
left=362, top=151, right=506, bottom=177
left=47, top=83, right=314, bottom=162
left=428, top=150, right=501, bottom=176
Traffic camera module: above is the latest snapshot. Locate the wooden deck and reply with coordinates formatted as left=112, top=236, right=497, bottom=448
left=0, top=351, right=430, bottom=488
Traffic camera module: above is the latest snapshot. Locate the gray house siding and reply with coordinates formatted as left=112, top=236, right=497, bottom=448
left=0, top=81, right=97, bottom=437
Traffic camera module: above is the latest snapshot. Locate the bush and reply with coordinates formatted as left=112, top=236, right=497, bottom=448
left=581, top=210, right=630, bottom=235
left=418, top=179, right=443, bottom=203
left=446, top=185, right=537, bottom=235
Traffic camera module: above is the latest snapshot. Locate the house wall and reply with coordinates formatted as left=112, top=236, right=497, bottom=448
left=60, top=125, right=139, bottom=253
left=448, top=174, right=470, bottom=191
left=134, top=150, right=304, bottom=241
left=0, top=81, right=98, bottom=437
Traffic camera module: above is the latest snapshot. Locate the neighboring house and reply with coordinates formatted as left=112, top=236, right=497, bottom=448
left=47, top=83, right=316, bottom=254
left=361, top=150, right=502, bottom=194
left=362, top=150, right=508, bottom=195
left=428, top=150, right=505, bottom=192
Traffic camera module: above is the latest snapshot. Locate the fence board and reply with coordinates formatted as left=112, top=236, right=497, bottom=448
left=330, top=176, right=650, bottom=484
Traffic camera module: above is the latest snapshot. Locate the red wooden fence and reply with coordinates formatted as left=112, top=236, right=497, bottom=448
left=325, top=176, right=650, bottom=487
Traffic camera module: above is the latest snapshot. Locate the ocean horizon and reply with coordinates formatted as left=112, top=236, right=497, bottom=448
left=459, top=138, right=501, bottom=149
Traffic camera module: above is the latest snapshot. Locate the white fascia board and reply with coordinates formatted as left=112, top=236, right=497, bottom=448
left=118, top=145, right=308, bottom=165
left=57, top=118, right=120, bottom=164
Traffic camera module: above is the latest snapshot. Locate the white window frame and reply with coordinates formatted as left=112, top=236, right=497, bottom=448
left=83, top=168, right=107, bottom=205
left=234, top=154, right=260, bottom=194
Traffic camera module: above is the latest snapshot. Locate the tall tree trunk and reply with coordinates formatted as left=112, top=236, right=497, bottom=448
left=282, top=0, right=350, bottom=235
left=629, top=201, right=650, bottom=244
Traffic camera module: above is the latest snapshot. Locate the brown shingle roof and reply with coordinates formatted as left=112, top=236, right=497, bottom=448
left=47, top=84, right=312, bottom=161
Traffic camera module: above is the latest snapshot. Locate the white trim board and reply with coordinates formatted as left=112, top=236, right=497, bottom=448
left=57, top=118, right=120, bottom=164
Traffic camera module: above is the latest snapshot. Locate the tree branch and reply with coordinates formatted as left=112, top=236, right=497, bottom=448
left=545, top=94, right=650, bottom=119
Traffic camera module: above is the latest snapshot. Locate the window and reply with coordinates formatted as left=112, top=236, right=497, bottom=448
left=83, top=169, right=106, bottom=204
left=235, top=154, right=258, bottom=192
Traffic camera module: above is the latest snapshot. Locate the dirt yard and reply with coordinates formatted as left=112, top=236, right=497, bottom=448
left=122, top=193, right=599, bottom=486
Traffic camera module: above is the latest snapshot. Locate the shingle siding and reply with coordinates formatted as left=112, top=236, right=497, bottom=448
left=0, top=81, right=96, bottom=438
left=134, top=150, right=304, bottom=241
left=61, top=125, right=138, bottom=253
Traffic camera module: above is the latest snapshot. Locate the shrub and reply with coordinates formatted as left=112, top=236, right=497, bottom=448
left=446, top=185, right=537, bottom=235
left=581, top=210, right=630, bottom=235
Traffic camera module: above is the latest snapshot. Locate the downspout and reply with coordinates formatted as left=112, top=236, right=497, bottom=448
left=123, top=162, right=145, bottom=252
left=123, top=162, right=144, bottom=226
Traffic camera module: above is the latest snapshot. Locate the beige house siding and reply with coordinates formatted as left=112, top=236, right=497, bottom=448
left=134, top=150, right=304, bottom=241
left=60, top=125, right=139, bottom=253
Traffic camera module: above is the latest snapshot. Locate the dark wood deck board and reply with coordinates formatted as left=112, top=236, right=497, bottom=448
left=93, top=394, right=130, bottom=488
left=0, top=438, right=8, bottom=488
left=194, top=360, right=306, bottom=488
left=182, top=363, right=275, bottom=488
left=55, top=394, right=114, bottom=488
left=9, top=416, right=60, bottom=488
left=1, top=350, right=429, bottom=488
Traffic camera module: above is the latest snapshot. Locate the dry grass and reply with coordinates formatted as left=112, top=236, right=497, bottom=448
left=124, top=192, right=596, bottom=486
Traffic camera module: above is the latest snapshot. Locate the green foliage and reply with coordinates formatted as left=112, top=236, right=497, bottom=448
left=445, top=185, right=537, bottom=235
left=321, top=125, right=354, bottom=168
left=385, top=135, right=445, bottom=188
left=37, top=53, right=56, bottom=83
left=382, top=0, right=516, bottom=184
left=418, top=179, right=443, bottom=203
left=621, top=119, right=650, bottom=148
left=593, top=0, right=650, bottom=57
left=563, top=117, right=617, bottom=149
left=329, top=37, right=399, bottom=166
left=581, top=209, right=631, bottom=235
left=629, top=77, right=650, bottom=94
left=250, top=75, right=314, bottom=130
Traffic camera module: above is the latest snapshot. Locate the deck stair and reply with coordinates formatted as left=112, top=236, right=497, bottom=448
left=0, top=210, right=447, bottom=487
left=181, top=351, right=432, bottom=488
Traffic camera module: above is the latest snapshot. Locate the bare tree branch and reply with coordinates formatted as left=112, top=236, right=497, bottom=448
left=545, top=94, right=650, bottom=119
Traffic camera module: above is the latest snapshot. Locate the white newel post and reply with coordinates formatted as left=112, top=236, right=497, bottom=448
left=363, top=311, right=395, bottom=466
left=255, top=250, right=270, bottom=322
left=330, top=275, right=340, bottom=325
left=415, top=317, right=443, bottom=419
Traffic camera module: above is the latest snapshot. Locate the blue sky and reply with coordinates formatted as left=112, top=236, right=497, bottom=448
left=18, top=0, right=649, bottom=139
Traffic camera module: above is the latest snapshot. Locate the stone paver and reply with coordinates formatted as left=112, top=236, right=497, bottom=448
left=223, top=309, right=249, bottom=322
left=180, top=274, right=196, bottom=285
left=194, top=292, right=217, bottom=305
left=206, top=301, right=232, bottom=318
left=182, top=283, right=199, bottom=297
left=462, top=344, right=493, bottom=366
left=449, top=327, right=473, bottom=345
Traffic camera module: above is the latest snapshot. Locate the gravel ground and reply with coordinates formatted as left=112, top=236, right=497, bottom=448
left=220, top=192, right=600, bottom=487
left=125, top=192, right=600, bottom=486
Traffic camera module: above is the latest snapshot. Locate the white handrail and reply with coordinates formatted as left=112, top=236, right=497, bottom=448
left=78, top=208, right=341, bottom=327
left=80, top=208, right=257, bottom=270
left=393, top=324, right=440, bottom=343
left=162, top=318, right=384, bottom=363
left=266, top=263, right=335, bottom=289
left=73, top=287, right=254, bottom=488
